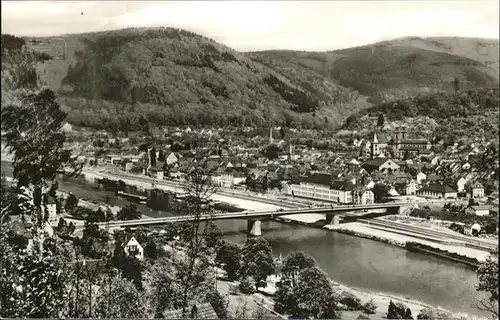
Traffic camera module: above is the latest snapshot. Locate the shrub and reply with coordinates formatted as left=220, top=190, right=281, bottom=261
left=362, top=298, right=377, bottom=314
left=416, top=307, right=455, bottom=320
left=228, top=284, right=239, bottom=295
left=388, top=300, right=413, bottom=319
left=239, top=277, right=256, bottom=295
left=339, top=292, right=363, bottom=311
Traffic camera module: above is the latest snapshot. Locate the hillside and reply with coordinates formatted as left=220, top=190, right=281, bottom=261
left=249, top=36, right=499, bottom=104
left=2, top=30, right=499, bottom=132
left=8, top=28, right=368, bottom=131
left=383, top=36, right=499, bottom=76
left=342, top=88, right=499, bottom=143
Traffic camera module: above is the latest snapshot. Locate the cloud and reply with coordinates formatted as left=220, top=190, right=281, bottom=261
left=1, top=1, right=498, bottom=51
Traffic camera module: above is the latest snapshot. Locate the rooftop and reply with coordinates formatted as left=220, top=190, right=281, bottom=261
left=470, top=206, right=491, bottom=211
left=400, top=139, right=430, bottom=144
left=420, top=183, right=457, bottom=194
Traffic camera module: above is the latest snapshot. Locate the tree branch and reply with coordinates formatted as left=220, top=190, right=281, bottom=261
left=475, top=299, right=499, bottom=317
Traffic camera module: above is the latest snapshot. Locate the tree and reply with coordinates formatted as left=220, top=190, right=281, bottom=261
left=274, top=278, right=298, bottom=315
left=0, top=230, right=72, bottom=318
left=121, top=255, right=143, bottom=291
left=279, top=127, right=286, bottom=139
left=475, top=252, right=499, bottom=317
left=176, top=162, right=220, bottom=313
left=387, top=300, right=412, bottom=319
left=372, top=183, right=389, bottom=202
left=240, top=237, right=275, bottom=290
left=116, top=204, right=141, bottom=220
left=145, top=241, right=159, bottom=260
left=93, top=275, right=147, bottom=318
left=105, top=207, right=114, bottom=222
left=94, top=207, right=106, bottom=222
left=377, top=113, right=385, bottom=127
left=216, top=241, right=241, bottom=281
left=468, top=198, right=478, bottom=207
left=158, top=149, right=166, bottom=162
left=404, top=307, right=414, bottom=319
left=81, top=219, right=109, bottom=259
left=0, top=88, right=82, bottom=317
left=204, top=221, right=223, bottom=249
left=294, top=267, right=336, bottom=319
left=171, top=142, right=183, bottom=153
left=416, top=307, right=454, bottom=320
left=280, top=251, right=316, bottom=282
left=138, top=115, right=151, bottom=138
left=149, top=258, right=184, bottom=313
left=453, top=77, right=460, bottom=92
left=150, top=147, right=157, bottom=167
left=263, top=143, right=281, bottom=160
left=238, top=277, right=256, bottom=294
left=2, top=89, right=80, bottom=231
left=340, top=292, right=363, bottom=311
left=363, top=299, right=378, bottom=314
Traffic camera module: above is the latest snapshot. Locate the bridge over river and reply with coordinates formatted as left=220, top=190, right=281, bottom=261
left=97, top=202, right=418, bottom=236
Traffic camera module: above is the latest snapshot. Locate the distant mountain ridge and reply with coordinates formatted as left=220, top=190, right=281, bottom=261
left=1, top=28, right=498, bottom=132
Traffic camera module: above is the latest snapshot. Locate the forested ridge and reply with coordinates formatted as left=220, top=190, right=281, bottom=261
left=1, top=29, right=498, bottom=133
left=342, top=88, right=500, bottom=143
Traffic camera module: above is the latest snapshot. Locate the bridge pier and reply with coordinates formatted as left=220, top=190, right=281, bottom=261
left=325, top=213, right=340, bottom=225
left=247, top=220, right=262, bottom=237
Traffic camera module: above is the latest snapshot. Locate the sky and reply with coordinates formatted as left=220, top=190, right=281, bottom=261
left=1, top=1, right=499, bottom=51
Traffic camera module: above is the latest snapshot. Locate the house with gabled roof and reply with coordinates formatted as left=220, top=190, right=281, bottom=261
left=394, top=178, right=417, bottom=196
left=165, top=152, right=179, bottom=166
left=362, top=158, right=400, bottom=174
left=122, top=235, right=144, bottom=260
left=414, top=171, right=426, bottom=184
left=353, top=186, right=375, bottom=204
left=465, top=205, right=490, bottom=216
left=469, top=181, right=485, bottom=199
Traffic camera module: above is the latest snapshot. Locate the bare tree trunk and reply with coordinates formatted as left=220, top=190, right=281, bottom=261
left=180, top=166, right=218, bottom=314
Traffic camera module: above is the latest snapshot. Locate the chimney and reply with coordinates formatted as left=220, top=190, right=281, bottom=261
left=270, top=127, right=273, bottom=144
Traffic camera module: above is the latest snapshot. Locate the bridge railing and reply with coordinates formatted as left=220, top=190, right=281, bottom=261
left=98, top=202, right=421, bottom=228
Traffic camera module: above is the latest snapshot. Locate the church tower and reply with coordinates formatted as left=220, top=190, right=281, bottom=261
left=394, top=126, right=407, bottom=144
left=370, top=132, right=380, bottom=159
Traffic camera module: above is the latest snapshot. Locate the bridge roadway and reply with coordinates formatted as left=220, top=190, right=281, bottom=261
left=98, top=202, right=418, bottom=234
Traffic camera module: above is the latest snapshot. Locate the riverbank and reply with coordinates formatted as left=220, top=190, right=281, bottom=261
left=274, top=207, right=493, bottom=263
left=325, top=222, right=491, bottom=262
left=163, top=236, right=467, bottom=319
left=84, top=169, right=288, bottom=212
left=216, top=259, right=487, bottom=320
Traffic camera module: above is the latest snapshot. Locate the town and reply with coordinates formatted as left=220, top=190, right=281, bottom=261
left=2, top=114, right=498, bottom=318
left=1, top=1, right=499, bottom=320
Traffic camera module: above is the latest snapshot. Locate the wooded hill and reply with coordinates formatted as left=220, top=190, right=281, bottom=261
left=1, top=29, right=498, bottom=132
left=342, top=88, right=499, bottom=143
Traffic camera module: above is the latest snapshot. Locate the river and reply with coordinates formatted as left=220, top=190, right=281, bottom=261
left=1, top=162, right=489, bottom=317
